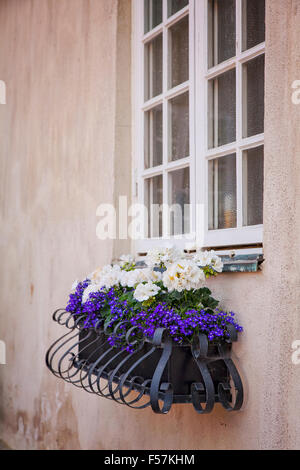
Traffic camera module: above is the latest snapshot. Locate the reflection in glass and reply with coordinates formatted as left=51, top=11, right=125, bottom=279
left=243, top=146, right=264, bottom=226
left=144, top=0, right=163, bottom=33
left=209, top=154, right=237, bottom=230
left=145, top=34, right=163, bottom=101
left=145, top=105, right=163, bottom=169
left=208, top=69, right=236, bottom=148
left=242, top=0, right=265, bottom=51
left=243, top=54, right=265, bottom=137
left=208, top=0, right=236, bottom=67
left=168, top=0, right=189, bottom=17
left=169, top=167, right=190, bottom=235
left=169, top=16, right=189, bottom=89
left=170, top=92, right=189, bottom=161
left=145, top=175, right=163, bottom=238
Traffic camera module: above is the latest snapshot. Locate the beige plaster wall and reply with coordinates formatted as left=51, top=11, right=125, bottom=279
left=0, top=0, right=300, bottom=450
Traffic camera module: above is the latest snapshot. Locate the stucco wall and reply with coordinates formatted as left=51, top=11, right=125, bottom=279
left=0, top=0, right=300, bottom=450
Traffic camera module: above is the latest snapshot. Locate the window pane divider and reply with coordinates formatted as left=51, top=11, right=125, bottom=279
left=143, top=24, right=163, bottom=44
left=237, top=146, right=243, bottom=228
left=236, top=0, right=243, bottom=229
left=142, top=157, right=192, bottom=180
left=166, top=156, right=191, bottom=171
left=206, top=133, right=264, bottom=161
left=236, top=0, right=242, bottom=55
left=206, top=58, right=237, bottom=80
left=162, top=0, right=169, bottom=238
left=239, top=42, right=265, bottom=64
left=165, top=80, right=189, bottom=100
left=142, top=95, right=163, bottom=111
left=189, top=0, right=196, bottom=238
left=206, top=143, right=238, bottom=160
left=142, top=166, right=164, bottom=179
left=239, top=134, right=264, bottom=150
left=205, top=44, right=265, bottom=81
left=165, top=5, right=189, bottom=28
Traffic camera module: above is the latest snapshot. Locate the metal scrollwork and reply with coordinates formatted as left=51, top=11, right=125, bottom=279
left=191, top=334, right=215, bottom=414
left=46, top=310, right=244, bottom=414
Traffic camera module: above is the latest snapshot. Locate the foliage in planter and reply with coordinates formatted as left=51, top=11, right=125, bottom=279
left=66, top=248, right=243, bottom=352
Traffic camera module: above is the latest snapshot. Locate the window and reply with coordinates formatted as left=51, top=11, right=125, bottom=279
left=133, top=0, right=265, bottom=252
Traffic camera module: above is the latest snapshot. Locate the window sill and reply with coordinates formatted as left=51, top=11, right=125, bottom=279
left=220, top=254, right=264, bottom=273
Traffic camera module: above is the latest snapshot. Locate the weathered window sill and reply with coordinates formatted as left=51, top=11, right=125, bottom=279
left=221, top=254, right=264, bottom=273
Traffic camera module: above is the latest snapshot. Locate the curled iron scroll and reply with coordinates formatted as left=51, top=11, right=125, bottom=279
left=149, top=328, right=173, bottom=414
left=217, top=342, right=244, bottom=411
left=191, top=334, right=215, bottom=414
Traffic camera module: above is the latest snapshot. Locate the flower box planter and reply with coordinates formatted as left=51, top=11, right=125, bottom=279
left=46, top=249, right=244, bottom=414
left=46, top=310, right=243, bottom=414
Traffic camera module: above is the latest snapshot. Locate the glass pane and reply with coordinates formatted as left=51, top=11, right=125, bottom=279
left=208, top=0, right=236, bottom=67
left=242, top=0, right=265, bottom=51
left=168, top=0, right=189, bottom=17
left=243, top=54, right=265, bottom=137
left=209, top=154, right=237, bottom=230
left=170, top=92, right=189, bottom=161
left=144, top=0, right=163, bottom=33
left=243, top=146, right=264, bottom=226
left=169, top=16, right=189, bottom=89
left=144, top=105, right=163, bottom=169
left=145, top=34, right=163, bottom=101
left=208, top=69, right=236, bottom=148
left=169, top=167, right=190, bottom=235
left=145, top=175, right=163, bottom=238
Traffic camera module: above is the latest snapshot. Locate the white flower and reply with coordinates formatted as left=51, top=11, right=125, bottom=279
left=193, top=250, right=213, bottom=266
left=193, top=250, right=223, bottom=273
left=147, top=269, right=163, bottom=283
left=88, top=267, right=103, bottom=284
left=100, top=264, right=122, bottom=289
left=163, top=260, right=205, bottom=292
left=133, top=282, right=161, bottom=302
left=82, top=283, right=103, bottom=303
left=86, top=264, right=122, bottom=292
left=88, top=264, right=113, bottom=283
left=71, top=280, right=79, bottom=292
left=145, top=245, right=182, bottom=268
left=120, top=269, right=139, bottom=288
left=119, top=254, right=135, bottom=269
left=120, top=268, right=160, bottom=288
left=211, top=255, right=223, bottom=273
left=120, top=270, right=136, bottom=287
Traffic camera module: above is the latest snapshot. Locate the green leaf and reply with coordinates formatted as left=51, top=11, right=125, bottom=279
left=104, top=317, right=112, bottom=329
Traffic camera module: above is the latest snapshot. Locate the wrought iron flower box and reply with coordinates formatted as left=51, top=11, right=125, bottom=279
left=46, top=309, right=244, bottom=415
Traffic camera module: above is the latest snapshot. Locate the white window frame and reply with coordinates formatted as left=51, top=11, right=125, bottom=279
left=132, top=0, right=265, bottom=255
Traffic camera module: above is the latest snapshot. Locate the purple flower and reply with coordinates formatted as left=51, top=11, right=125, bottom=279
left=65, top=284, right=243, bottom=353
